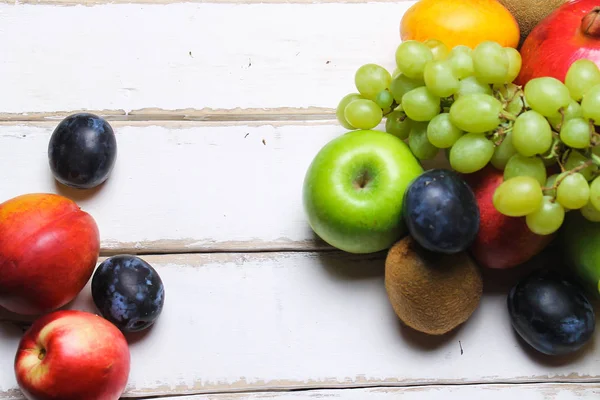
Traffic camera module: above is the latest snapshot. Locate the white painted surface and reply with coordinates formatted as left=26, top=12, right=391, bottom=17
left=0, top=122, right=446, bottom=253
left=156, top=384, right=600, bottom=399
left=1, top=252, right=599, bottom=398
left=0, top=2, right=414, bottom=115
left=1, top=0, right=597, bottom=398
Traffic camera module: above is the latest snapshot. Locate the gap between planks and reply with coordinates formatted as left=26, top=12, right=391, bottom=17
left=129, top=381, right=600, bottom=400
left=2, top=381, right=600, bottom=400
left=0, top=108, right=337, bottom=123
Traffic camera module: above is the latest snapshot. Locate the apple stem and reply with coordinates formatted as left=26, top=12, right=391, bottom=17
left=38, top=348, right=46, bottom=361
left=582, top=7, right=600, bottom=38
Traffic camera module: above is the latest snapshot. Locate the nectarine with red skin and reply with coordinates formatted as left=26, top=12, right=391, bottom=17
left=14, top=309, right=130, bottom=400
left=0, top=193, right=100, bottom=315
left=463, top=166, right=555, bottom=269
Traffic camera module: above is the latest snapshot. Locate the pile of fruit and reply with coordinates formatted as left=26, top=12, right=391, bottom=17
left=304, top=0, right=600, bottom=356
left=0, top=114, right=166, bottom=399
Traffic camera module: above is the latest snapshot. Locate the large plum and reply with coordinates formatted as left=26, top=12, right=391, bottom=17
left=48, top=113, right=117, bottom=189
left=91, top=255, right=165, bottom=332
left=403, top=168, right=480, bottom=254
left=508, top=268, right=595, bottom=356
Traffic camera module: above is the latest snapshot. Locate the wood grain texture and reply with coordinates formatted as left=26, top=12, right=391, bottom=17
left=1, top=251, right=599, bottom=398
left=0, top=122, right=447, bottom=254
left=0, top=2, right=414, bottom=117
left=139, top=383, right=600, bottom=399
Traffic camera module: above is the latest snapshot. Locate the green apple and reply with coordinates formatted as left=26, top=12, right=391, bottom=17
left=561, top=211, right=600, bottom=298
left=302, top=129, right=423, bottom=254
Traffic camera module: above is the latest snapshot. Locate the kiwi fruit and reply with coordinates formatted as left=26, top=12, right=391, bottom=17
left=498, top=0, right=570, bottom=44
left=384, top=236, right=483, bottom=335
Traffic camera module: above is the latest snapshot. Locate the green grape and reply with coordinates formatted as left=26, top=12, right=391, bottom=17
left=525, top=196, right=565, bottom=235
left=344, top=99, right=383, bottom=130
left=589, top=176, right=600, bottom=211
left=409, top=122, right=439, bottom=160
left=504, top=154, right=547, bottom=186
left=423, top=60, right=459, bottom=97
left=547, top=99, right=582, bottom=130
left=389, top=74, right=425, bottom=103
left=504, top=47, right=522, bottom=83
left=560, top=117, right=592, bottom=149
left=336, top=93, right=363, bottom=130
left=449, top=133, right=494, bottom=173
left=449, top=93, right=502, bottom=133
left=492, top=176, right=543, bottom=217
left=556, top=172, right=590, bottom=210
left=375, top=90, right=394, bottom=110
left=427, top=113, right=463, bottom=148
left=543, top=174, right=559, bottom=197
left=424, top=39, right=450, bottom=61
left=523, top=77, right=571, bottom=117
left=496, top=83, right=524, bottom=116
left=564, top=150, right=598, bottom=181
left=581, top=84, right=600, bottom=123
left=472, top=41, right=509, bottom=85
left=385, top=110, right=412, bottom=140
left=581, top=200, right=600, bottom=222
left=395, top=40, right=434, bottom=80
left=490, top=131, right=517, bottom=170
left=448, top=45, right=474, bottom=79
left=355, top=64, right=392, bottom=101
left=402, top=87, right=441, bottom=122
left=455, top=76, right=493, bottom=99
left=565, top=59, right=600, bottom=101
left=512, top=110, right=553, bottom=156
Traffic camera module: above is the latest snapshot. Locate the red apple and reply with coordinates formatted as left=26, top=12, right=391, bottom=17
left=463, top=166, right=555, bottom=269
left=14, top=310, right=130, bottom=400
left=0, top=193, right=100, bottom=315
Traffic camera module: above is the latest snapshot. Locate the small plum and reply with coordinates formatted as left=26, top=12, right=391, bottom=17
left=48, top=113, right=117, bottom=189
left=403, top=168, right=480, bottom=254
left=508, top=268, right=595, bottom=356
left=91, top=255, right=165, bottom=332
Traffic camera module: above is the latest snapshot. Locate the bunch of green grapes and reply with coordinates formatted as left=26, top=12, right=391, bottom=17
left=335, top=38, right=600, bottom=236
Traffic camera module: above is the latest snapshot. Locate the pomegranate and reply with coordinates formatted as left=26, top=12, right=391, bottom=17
left=516, top=0, right=600, bottom=86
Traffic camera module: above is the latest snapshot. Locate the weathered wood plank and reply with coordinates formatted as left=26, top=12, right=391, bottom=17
left=0, top=2, right=414, bottom=117
left=1, top=251, right=598, bottom=398
left=0, top=122, right=446, bottom=254
left=139, top=383, right=600, bottom=400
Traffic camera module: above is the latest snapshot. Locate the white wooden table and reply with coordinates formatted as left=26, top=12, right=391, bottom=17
left=0, top=1, right=599, bottom=398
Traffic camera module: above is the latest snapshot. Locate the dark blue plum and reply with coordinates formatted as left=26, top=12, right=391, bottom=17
left=91, top=255, right=165, bottom=332
left=48, top=113, right=117, bottom=189
left=508, top=268, right=595, bottom=356
left=402, top=168, right=479, bottom=254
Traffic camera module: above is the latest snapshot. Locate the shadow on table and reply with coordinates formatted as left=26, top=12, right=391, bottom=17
left=53, top=178, right=107, bottom=202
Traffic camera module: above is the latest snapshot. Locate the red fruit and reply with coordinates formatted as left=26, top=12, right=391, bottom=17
left=14, top=310, right=130, bottom=400
left=0, top=193, right=100, bottom=315
left=516, top=0, right=600, bottom=85
left=463, top=166, right=554, bottom=269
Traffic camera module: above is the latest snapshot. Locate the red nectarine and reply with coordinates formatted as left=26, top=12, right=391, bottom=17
left=0, top=193, right=100, bottom=315
left=463, top=167, right=555, bottom=269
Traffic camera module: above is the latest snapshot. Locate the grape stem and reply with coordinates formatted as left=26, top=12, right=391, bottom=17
left=499, top=111, right=516, bottom=121
left=383, top=100, right=399, bottom=117
left=543, top=159, right=594, bottom=197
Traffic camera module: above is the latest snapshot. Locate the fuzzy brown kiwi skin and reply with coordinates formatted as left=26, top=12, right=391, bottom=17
left=498, top=0, right=570, bottom=45
left=384, top=236, right=483, bottom=336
